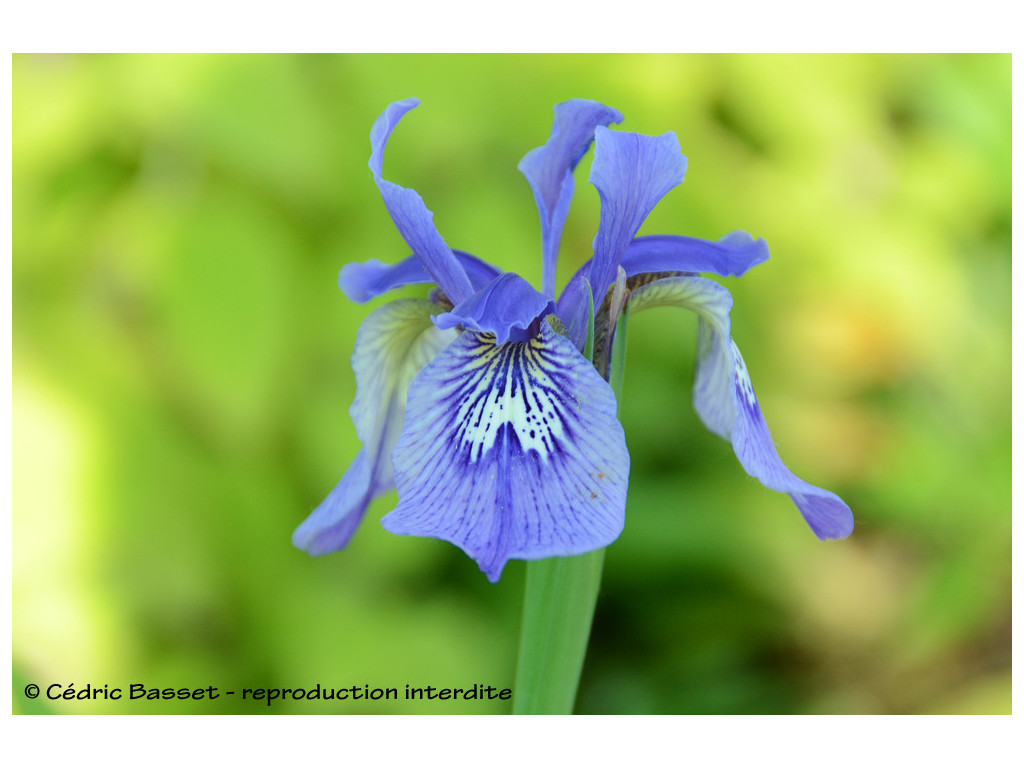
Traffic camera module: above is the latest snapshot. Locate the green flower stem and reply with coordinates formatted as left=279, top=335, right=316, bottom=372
left=512, top=548, right=606, bottom=714
left=512, top=307, right=629, bottom=715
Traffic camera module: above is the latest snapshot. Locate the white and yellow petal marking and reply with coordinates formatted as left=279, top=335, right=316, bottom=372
left=383, top=323, right=629, bottom=581
left=449, top=334, right=575, bottom=462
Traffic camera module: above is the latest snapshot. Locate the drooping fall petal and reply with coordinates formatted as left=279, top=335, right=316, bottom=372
left=293, top=299, right=457, bottom=554
left=630, top=275, right=853, bottom=540
left=383, top=322, right=630, bottom=581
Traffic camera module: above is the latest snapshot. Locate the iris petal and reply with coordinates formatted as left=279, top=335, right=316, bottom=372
left=368, top=98, right=474, bottom=304
left=293, top=299, right=457, bottom=555
left=338, top=251, right=502, bottom=303
left=434, top=272, right=557, bottom=345
left=292, top=450, right=377, bottom=555
left=554, top=229, right=769, bottom=347
left=382, top=322, right=630, bottom=582
left=553, top=271, right=593, bottom=351
left=519, top=99, right=623, bottom=298
left=630, top=276, right=854, bottom=540
left=588, top=127, right=687, bottom=311
left=621, top=231, right=769, bottom=278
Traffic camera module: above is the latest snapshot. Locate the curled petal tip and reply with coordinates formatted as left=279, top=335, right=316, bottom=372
left=793, top=491, right=854, bottom=540
left=293, top=452, right=374, bottom=556
left=368, top=98, right=420, bottom=178
left=365, top=98, right=474, bottom=304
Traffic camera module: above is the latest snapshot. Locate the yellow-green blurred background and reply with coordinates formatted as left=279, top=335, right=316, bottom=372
left=13, top=54, right=1010, bottom=714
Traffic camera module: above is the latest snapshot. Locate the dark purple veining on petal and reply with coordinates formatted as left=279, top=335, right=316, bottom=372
left=384, top=324, right=629, bottom=581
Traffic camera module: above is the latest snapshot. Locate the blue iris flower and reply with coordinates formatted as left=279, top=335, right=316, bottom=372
left=293, top=98, right=853, bottom=582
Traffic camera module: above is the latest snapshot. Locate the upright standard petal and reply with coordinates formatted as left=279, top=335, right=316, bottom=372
left=338, top=251, right=502, bottom=303
left=382, top=322, right=630, bottom=582
left=433, top=272, right=557, bottom=345
left=368, top=99, right=474, bottom=304
left=518, top=100, right=623, bottom=298
left=293, top=299, right=458, bottom=555
left=588, top=127, right=687, bottom=311
left=629, top=276, right=854, bottom=540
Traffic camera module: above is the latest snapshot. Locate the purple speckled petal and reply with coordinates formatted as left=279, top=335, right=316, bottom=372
left=434, top=272, right=557, bottom=345
left=292, top=299, right=457, bottom=555
left=588, top=127, right=687, bottom=311
left=519, top=100, right=623, bottom=298
left=338, top=251, right=503, bottom=303
left=369, top=99, right=473, bottom=304
left=629, top=276, right=853, bottom=540
left=382, top=322, right=629, bottom=582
